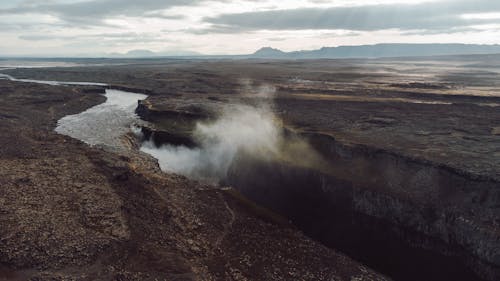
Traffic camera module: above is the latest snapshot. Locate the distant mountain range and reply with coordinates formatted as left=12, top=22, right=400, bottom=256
left=106, top=49, right=203, bottom=58
left=119, top=44, right=500, bottom=59
left=4, top=43, right=500, bottom=59
left=248, top=44, right=500, bottom=59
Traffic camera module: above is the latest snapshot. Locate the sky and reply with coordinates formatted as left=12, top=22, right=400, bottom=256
left=1, top=0, right=500, bottom=56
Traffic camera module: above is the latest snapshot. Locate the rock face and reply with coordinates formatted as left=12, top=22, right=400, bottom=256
left=0, top=80, right=388, bottom=280
left=127, top=59, right=500, bottom=280
left=136, top=97, right=499, bottom=280
left=225, top=133, right=500, bottom=281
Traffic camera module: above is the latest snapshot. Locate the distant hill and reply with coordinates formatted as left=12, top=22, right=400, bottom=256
left=125, top=49, right=157, bottom=57
left=252, top=47, right=287, bottom=58
left=249, top=44, right=500, bottom=59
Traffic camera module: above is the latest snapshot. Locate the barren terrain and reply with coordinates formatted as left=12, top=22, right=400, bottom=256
left=1, top=55, right=499, bottom=280
left=0, top=74, right=386, bottom=279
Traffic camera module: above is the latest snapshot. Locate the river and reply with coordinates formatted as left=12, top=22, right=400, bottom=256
left=0, top=72, right=147, bottom=148
left=55, top=89, right=147, bottom=147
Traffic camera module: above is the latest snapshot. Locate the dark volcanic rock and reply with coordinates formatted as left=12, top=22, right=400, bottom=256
left=3, top=57, right=499, bottom=280
left=0, top=80, right=387, bottom=280
left=92, top=58, right=499, bottom=281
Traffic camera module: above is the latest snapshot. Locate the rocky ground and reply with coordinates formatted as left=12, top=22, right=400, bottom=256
left=0, top=79, right=387, bottom=280
left=1, top=56, right=499, bottom=280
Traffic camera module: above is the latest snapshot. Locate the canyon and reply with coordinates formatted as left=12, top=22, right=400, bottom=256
left=0, top=56, right=499, bottom=280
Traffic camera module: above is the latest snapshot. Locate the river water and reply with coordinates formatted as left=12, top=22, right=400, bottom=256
left=0, top=72, right=147, bottom=148
left=0, top=73, right=107, bottom=86
left=55, top=89, right=147, bottom=147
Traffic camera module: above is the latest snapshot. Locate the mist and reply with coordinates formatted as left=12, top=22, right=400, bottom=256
left=141, top=102, right=280, bottom=182
left=140, top=83, right=327, bottom=184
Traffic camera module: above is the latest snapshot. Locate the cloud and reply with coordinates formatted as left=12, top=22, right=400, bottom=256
left=0, top=0, right=197, bottom=26
left=18, top=35, right=58, bottom=41
left=145, top=12, right=186, bottom=20
left=400, top=26, right=488, bottom=36
left=267, top=37, right=287, bottom=42
left=3, top=0, right=500, bottom=56
left=19, top=32, right=170, bottom=46
left=205, top=0, right=500, bottom=32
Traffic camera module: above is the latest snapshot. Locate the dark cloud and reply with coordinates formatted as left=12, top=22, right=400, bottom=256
left=145, top=12, right=186, bottom=20
left=0, top=23, right=37, bottom=31
left=0, top=0, right=196, bottom=26
left=205, top=0, right=500, bottom=32
left=18, top=35, right=58, bottom=41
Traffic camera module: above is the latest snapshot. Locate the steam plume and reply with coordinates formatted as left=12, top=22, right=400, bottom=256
left=140, top=82, right=327, bottom=183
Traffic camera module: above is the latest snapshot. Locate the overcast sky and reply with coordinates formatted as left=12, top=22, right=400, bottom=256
left=1, top=0, right=500, bottom=56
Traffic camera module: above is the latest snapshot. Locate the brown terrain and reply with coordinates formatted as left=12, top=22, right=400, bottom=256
left=1, top=55, right=499, bottom=280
